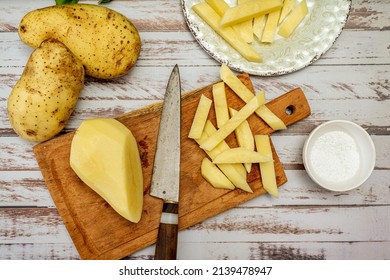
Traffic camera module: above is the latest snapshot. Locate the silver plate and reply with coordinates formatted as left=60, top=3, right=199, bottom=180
left=182, top=0, right=351, bottom=76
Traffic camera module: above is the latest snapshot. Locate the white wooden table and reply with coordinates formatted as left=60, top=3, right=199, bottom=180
left=1, top=0, right=389, bottom=260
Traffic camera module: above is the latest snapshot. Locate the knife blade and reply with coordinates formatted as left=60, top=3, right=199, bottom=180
left=150, top=64, right=181, bottom=260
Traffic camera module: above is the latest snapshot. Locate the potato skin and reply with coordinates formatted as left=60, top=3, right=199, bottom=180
left=18, top=4, right=141, bottom=79
left=7, top=39, right=84, bottom=142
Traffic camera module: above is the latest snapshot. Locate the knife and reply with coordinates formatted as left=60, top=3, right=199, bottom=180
left=150, top=65, right=181, bottom=260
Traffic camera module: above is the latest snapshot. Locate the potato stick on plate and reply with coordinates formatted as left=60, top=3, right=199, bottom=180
left=236, top=0, right=254, bottom=43
left=261, top=9, right=281, bottom=43
left=205, top=0, right=229, bottom=16
left=192, top=2, right=262, bottom=62
left=279, top=0, right=296, bottom=24
left=278, top=0, right=308, bottom=38
left=220, top=0, right=283, bottom=27
left=253, top=14, right=266, bottom=41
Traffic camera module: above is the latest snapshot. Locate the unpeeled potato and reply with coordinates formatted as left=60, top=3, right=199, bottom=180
left=18, top=4, right=141, bottom=79
left=7, top=38, right=84, bottom=142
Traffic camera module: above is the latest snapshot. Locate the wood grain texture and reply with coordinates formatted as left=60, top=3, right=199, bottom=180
left=1, top=0, right=389, bottom=260
left=1, top=206, right=390, bottom=260
left=2, top=241, right=390, bottom=260
left=0, top=0, right=389, bottom=32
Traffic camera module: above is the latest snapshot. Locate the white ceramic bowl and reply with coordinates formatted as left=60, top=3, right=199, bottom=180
left=303, top=120, right=376, bottom=192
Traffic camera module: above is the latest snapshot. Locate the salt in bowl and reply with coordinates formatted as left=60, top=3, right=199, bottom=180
left=302, top=120, right=376, bottom=192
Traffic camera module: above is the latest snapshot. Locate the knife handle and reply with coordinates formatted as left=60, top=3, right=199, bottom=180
left=154, top=202, right=179, bottom=260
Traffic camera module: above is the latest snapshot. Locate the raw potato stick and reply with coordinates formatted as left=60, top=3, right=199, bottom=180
left=261, top=8, right=281, bottom=43
left=198, top=120, right=247, bottom=179
left=279, top=0, right=296, bottom=24
left=230, top=107, right=254, bottom=173
left=200, top=92, right=265, bottom=151
left=213, top=82, right=230, bottom=128
left=196, top=124, right=252, bottom=193
left=205, top=0, right=242, bottom=35
left=255, top=134, right=278, bottom=198
left=255, top=105, right=287, bottom=130
left=220, top=0, right=283, bottom=27
left=236, top=0, right=254, bottom=43
left=188, top=94, right=212, bottom=139
left=201, top=158, right=235, bottom=190
left=253, top=14, right=266, bottom=41
left=220, top=64, right=286, bottom=130
left=220, top=63, right=257, bottom=102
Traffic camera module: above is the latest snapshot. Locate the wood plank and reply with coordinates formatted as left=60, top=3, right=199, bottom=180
left=1, top=63, right=389, bottom=137
left=317, top=30, right=390, bottom=65
left=0, top=205, right=390, bottom=244
left=0, top=137, right=38, bottom=171
left=0, top=243, right=79, bottom=260
left=0, top=0, right=389, bottom=32
left=1, top=134, right=388, bottom=174
left=2, top=240, right=390, bottom=260
left=1, top=170, right=389, bottom=208
left=0, top=171, right=54, bottom=207
left=346, top=0, right=390, bottom=30
left=3, top=134, right=388, bottom=171
left=1, top=240, right=390, bottom=260
left=155, top=241, right=390, bottom=260
left=0, top=208, right=70, bottom=243
left=251, top=64, right=390, bottom=100
left=2, top=106, right=389, bottom=137
left=2, top=64, right=389, bottom=101
left=1, top=31, right=390, bottom=70
left=181, top=206, right=390, bottom=243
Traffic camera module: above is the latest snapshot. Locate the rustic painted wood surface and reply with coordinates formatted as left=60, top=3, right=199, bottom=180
left=0, top=0, right=389, bottom=260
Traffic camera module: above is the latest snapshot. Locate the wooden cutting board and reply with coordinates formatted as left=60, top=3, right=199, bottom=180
left=33, top=74, right=311, bottom=259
